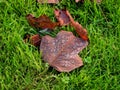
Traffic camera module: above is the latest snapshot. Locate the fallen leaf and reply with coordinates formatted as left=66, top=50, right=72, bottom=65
left=40, top=30, right=88, bottom=72
left=54, top=9, right=71, bottom=26
left=55, top=9, right=89, bottom=41
left=65, top=10, right=89, bottom=40
left=24, top=34, right=41, bottom=47
left=37, top=0, right=59, bottom=4
left=30, top=34, right=41, bottom=47
left=26, top=14, right=59, bottom=30
left=71, top=21, right=89, bottom=41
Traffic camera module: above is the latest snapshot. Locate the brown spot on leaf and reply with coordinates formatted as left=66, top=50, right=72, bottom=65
left=40, top=30, right=88, bottom=72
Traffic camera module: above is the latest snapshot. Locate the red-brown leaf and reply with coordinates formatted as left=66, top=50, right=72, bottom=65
left=66, top=10, right=89, bottom=40
left=30, top=34, right=41, bottom=47
left=54, top=9, right=71, bottom=26
left=71, top=21, right=89, bottom=41
left=26, top=14, right=59, bottom=29
left=24, top=34, right=41, bottom=47
left=55, top=9, right=89, bottom=41
left=40, top=30, right=88, bottom=72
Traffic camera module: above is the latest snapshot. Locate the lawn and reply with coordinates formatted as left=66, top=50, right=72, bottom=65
left=0, top=0, right=120, bottom=90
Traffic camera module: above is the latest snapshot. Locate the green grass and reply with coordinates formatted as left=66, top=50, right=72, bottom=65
left=0, top=0, right=120, bottom=90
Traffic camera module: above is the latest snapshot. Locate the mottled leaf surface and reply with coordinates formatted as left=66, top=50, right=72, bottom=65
left=40, top=31, right=88, bottom=72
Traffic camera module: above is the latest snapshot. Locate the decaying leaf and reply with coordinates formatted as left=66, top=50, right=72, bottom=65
left=26, top=14, right=59, bottom=30
left=24, top=34, right=41, bottom=47
left=66, top=10, right=89, bottom=40
left=40, top=30, right=88, bottom=72
left=26, top=9, right=89, bottom=40
left=54, top=9, right=71, bottom=26
left=55, top=9, right=89, bottom=41
left=37, top=0, right=59, bottom=4
left=30, top=34, right=41, bottom=47
left=71, top=22, right=89, bottom=41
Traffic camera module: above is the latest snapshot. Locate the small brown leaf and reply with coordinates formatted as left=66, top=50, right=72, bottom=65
left=30, top=34, right=41, bottom=47
left=71, top=21, right=89, bottom=41
left=24, top=34, right=41, bottom=47
left=54, top=9, right=71, bottom=26
left=55, top=9, right=89, bottom=41
left=26, top=14, right=59, bottom=30
left=37, top=0, right=59, bottom=4
left=40, top=30, right=88, bottom=72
